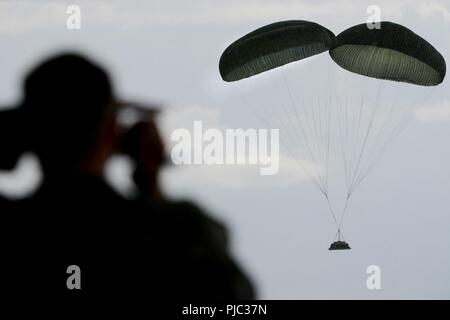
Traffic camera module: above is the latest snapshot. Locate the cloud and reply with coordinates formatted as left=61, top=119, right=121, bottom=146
left=162, top=155, right=312, bottom=191
left=2, top=0, right=442, bottom=35
left=158, top=105, right=315, bottom=190
left=415, top=100, right=450, bottom=123
left=0, top=1, right=66, bottom=34
left=417, top=1, right=450, bottom=22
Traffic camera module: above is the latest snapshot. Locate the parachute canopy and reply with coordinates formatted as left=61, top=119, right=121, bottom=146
left=329, top=21, right=446, bottom=86
left=219, top=20, right=336, bottom=82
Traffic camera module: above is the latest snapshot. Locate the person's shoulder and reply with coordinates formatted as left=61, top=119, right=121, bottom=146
left=0, top=194, right=29, bottom=209
left=147, top=198, right=229, bottom=248
left=0, top=194, right=10, bottom=204
left=0, top=194, right=13, bottom=212
left=159, top=199, right=226, bottom=228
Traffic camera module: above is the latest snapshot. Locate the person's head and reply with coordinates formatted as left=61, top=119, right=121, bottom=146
left=21, top=53, right=118, bottom=178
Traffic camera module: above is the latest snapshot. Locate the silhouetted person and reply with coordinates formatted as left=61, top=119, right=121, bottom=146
left=0, top=53, right=254, bottom=301
left=123, top=116, right=255, bottom=299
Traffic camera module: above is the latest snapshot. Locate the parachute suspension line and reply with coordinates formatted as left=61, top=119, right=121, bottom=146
left=319, top=95, right=345, bottom=235
left=353, top=80, right=407, bottom=195
left=337, top=97, right=350, bottom=194
left=349, top=94, right=361, bottom=194
left=281, top=73, right=329, bottom=196
left=280, top=72, right=338, bottom=240
left=238, top=92, right=271, bottom=128
left=319, top=84, right=345, bottom=234
left=335, top=105, right=353, bottom=232
left=335, top=82, right=381, bottom=231
left=300, top=87, right=327, bottom=188
left=344, top=93, right=351, bottom=190
left=338, top=192, right=352, bottom=231
left=261, top=95, right=328, bottom=196
left=352, top=100, right=396, bottom=189
left=347, top=82, right=383, bottom=196
left=352, top=75, right=426, bottom=192
left=311, top=91, right=330, bottom=194
left=337, top=96, right=364, bottom=229
left=346, top=92, right=358, bottom=196
left=278, top=84, right=326, bottom=193
left=301, top=96, right=327, bottom=191
left=352, top=103, right=410, bottom=191
left=324, top=93, right=332, bottom=193
left=334, top=229, right=346, bottom=242
left=323, top=59, right=334, bottom=195
left=317, top=96, right=329, bottom=193
left=309, top=96, right=324, bottom=189
left=238, top=91, right=312, bottom=192
left=325, top=193, right=339, bottom=231
left=338, top=81, right=402, bottom=231
left=351, top=95, right=365, bottom=192
left=237, top=89, right=312, bottom=185
left=238, top=89, right=313, bottom=186
left=311, top=97, right=326, bottom=188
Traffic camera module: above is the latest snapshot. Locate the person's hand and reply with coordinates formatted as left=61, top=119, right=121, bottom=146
left=119, top=109, right=165, bottom=198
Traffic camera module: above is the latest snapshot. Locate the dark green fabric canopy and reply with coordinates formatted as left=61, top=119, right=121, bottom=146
left=219, top=20, right=336, bottom=82
left=329, top=21, right=446, bottom=86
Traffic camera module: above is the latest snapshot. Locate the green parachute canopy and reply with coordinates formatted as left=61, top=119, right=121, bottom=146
left=219, top=20, right=336, bottom=82
left=329, top=21, right=446, bottom=86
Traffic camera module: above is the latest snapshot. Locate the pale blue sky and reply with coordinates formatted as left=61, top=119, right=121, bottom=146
left=0, top=0, right=449, bottom=299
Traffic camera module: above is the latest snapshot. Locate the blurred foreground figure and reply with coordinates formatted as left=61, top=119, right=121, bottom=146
left=123, top=115, right=255, bottom=299
left=0, top=53, right=254, bottom=301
